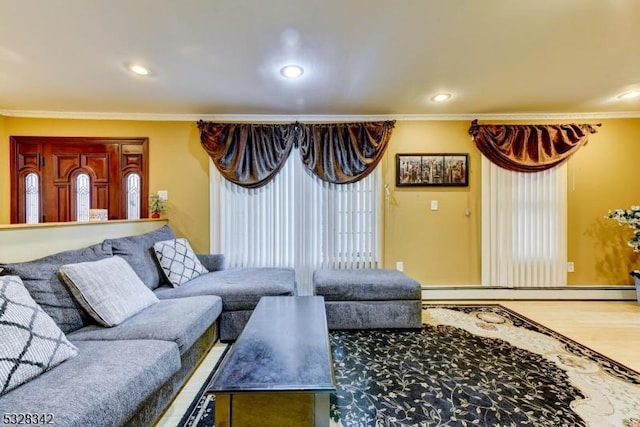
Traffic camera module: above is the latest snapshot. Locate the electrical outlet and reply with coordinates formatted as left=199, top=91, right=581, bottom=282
left=567, top=262, right=575, bottom=273
left=430, top=200, right=438, bottom=211
left=396, top=261, right=404, bottom=272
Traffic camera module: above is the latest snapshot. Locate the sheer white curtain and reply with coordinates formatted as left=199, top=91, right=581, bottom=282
left=481, top=156, right=567, bottom=287
left=210, top=155, right=381, bottom=295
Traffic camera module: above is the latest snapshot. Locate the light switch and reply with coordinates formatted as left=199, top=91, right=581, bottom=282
left=157, top=190, right=169, bottom=201
left=430, top=200, right=438, bottom=211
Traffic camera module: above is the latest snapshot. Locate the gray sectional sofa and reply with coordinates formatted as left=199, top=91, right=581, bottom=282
left=0, top=225, right=296, bottom=427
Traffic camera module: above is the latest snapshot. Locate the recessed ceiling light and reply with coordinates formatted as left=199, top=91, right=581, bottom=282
left=617, top=90, right=640, bottom=100
left=280, top=65, right=304, bottom=79
left=127, top=63, right=150, bottom=76
left=431, top=93, right=452, bottom=102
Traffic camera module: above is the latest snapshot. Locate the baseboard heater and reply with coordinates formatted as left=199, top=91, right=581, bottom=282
left=421, top=285, right=637, bottom=301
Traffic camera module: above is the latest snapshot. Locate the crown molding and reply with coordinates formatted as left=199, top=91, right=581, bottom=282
left=2, top=109, right=640, bottom=122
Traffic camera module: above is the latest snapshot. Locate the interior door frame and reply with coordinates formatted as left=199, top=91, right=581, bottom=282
left=10, top=136, right=149, bottom=223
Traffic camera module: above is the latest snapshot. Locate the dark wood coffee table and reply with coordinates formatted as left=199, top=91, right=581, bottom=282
left=207, top=296, right=336, bottom=427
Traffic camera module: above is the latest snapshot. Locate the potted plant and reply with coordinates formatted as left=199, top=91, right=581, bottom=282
left=149, top=194, right=165, bottom=218
left=607, top=205, right=640, bottom=303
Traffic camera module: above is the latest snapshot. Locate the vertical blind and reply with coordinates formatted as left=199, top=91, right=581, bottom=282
left=481, top=157, right=567, bottom=287
left=210, top=155, right=380, bottom=295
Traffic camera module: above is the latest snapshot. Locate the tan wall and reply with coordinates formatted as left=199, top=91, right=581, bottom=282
left=0, top=115, right=7, bottom=224
left=380, top=121, right=481, bottom=285
left=0, top=117, right=211, bottom=253
left=382, top=118, right=640, bottom=286
left=1, top=115, right=638, bottom=285
left=567, top=118, right=640, bottom=285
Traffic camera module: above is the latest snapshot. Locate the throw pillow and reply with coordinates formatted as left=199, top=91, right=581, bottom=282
left=0, top=242, right=113, bottom=334
left=153, top=238, right=209, bottom=287
left=58, top=256, right=159, bottom=327
left=1, top=275, right=78, bottom=396
left=104, top=225, right=176, bottom=290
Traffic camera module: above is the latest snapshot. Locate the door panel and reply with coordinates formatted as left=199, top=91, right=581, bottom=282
left=52, top=154, right=80, bottom=182
left=18, top=150, right=40, bottom=170
left=94, top=184, right=109, bottom=210
left=83, top=153, right=110, bottom=182
left=56, top=186, right=70, bottom=222
left=45, top=144, right=115, bottom=222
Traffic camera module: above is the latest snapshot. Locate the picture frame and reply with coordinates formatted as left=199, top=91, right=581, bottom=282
left=396, top=153, right=469, bottom=187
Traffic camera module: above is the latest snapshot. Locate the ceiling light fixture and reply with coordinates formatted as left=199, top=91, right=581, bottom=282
left=127, top=63, right=150, bottom=76
left=617, top=90, right=640, bottom=100
left=431, top=93, right=452, bottom=102
left=280, top=65, right=304, bottom=79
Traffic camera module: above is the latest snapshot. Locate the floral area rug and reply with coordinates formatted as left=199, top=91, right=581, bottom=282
left=178, top=305, right=640, bottom=427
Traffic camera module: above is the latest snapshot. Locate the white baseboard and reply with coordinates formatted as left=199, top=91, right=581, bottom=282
left=421, top=285, right=638, bottom=301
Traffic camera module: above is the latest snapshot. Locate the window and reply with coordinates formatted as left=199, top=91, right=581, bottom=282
left=126, top=173, right=141, bottom=220
left=24, top=173, right=39, bottom=224
left=76, top=173, right=91, bottom=222
left=210, top=155, right=381, bottom=295
left=481, top=157, right=567, bottom=287
left=322, top=173, right=379, bottom=267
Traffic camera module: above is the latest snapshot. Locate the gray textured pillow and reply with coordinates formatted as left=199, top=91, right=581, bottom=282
left=153, top=238, right=209, bottom=287
left=59, top=256, right=159, bottom=327
left=104, top=225, right=176, bottom=290
left=0, top=275, right=78, bottom=396
left=0, top=242, right=113, bottom=333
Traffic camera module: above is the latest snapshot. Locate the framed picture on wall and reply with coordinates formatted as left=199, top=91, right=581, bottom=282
left=396, top=153, right=468, bottom=187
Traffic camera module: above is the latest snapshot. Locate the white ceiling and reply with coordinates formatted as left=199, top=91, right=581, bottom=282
left=1, top=0, right=640, bottom=119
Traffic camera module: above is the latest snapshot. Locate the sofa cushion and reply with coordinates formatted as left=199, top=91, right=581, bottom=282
left=313, top=268, right=421, bottom=301
left=68, top=296, right=222, bottom=355
left=104, top=225, right=175, bottom=290
left=0, top=276, right=78, bottom=396
left=196, top=253, right=226, bottom=272
left=153, top=238, right=208, bottom=287
left=0, top=242, right=112, bottom=333
left=0, top=339, right=180, bottom=427
left=59, top=256, right=159, bottom=327
left=153, top=267, right=296, bottom=311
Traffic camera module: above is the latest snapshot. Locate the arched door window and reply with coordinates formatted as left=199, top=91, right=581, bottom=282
left=24, top=172, right=40, bottom=224
left=126, top=173, right=141, bottom=220
left=76, top=173, right=91, bottom=222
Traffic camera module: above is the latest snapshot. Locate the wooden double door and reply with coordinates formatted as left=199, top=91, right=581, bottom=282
left=10, top=136, right=149, bottom=223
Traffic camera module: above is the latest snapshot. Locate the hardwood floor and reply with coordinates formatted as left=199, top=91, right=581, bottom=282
left=155, top=300, right=640, bottom=427
left=155, top=342, right=228, bottom=427
left=500, top=300, right=640, bottom=372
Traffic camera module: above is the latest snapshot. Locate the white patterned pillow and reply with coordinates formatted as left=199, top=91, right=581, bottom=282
left=0, top=275, right=78, bottom=396
left=59, top=256, right=159, bottom=327
left=153, top=238, right=209, bottom=287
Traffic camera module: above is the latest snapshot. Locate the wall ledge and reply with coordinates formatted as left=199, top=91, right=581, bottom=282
left=0, top=219, right=169, bottom=263
left=0, top=218, right=166, bottom=230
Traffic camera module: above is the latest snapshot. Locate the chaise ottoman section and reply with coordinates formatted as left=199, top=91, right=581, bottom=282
left=313, top=268, right=422, bottom=330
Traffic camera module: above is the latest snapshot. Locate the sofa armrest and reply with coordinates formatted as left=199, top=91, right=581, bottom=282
left=197, top=254, right=225, bottom=272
